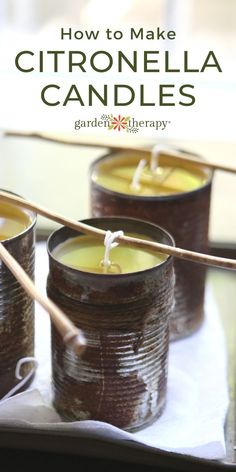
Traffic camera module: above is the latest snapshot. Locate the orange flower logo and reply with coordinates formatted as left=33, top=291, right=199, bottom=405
left=111, top=115, right=128, bottom=131
left=100, top=114, right=138, bottom=133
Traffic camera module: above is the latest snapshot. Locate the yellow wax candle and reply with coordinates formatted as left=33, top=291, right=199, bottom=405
left=92, top=154, right=208, bottom=196
left=53, top=233, right=167, bottom=275
left=0, top=202, right=31, bottom=241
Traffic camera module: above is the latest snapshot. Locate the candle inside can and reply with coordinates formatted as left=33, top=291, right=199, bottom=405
left=47, top=217, right=175, bottom=430
left=90, top=152, right=212, bottom=341
left=0, top=202, right=31, bottom=240
left=53, top=233, right=167, bottom=274
left=0, top=196, right=36, bottom=399
left=93, top=155, right=207, bottom=196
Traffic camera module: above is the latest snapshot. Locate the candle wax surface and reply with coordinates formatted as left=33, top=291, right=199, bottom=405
left=0, top=202, right=31, bottom=241
left=93, top=162, right=208, bottom=196
left=53, top=234, right=167, bottom=274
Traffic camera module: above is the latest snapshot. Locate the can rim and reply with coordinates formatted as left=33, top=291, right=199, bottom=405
left=0, top=189, right=37, bottom=244
left=47, top=216, right=175, bottom=279
left=89, top=150, right=213, bottom=202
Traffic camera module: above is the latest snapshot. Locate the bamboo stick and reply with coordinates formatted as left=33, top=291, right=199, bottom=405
left=0, top=190, right=236, bottom=270
left=3, top=129, right=236, bottom=175
left=0, top=242, right=86, bottom=355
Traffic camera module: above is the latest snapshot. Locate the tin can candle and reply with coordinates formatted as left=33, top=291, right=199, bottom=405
left=89, top=151, right=213, bottom=340
left=47, top=217, right=175, bottom=431
left=0, top=193, right=36, bottom=398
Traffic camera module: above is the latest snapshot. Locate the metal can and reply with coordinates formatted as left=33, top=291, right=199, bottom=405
left=89, top=151, right=213, bottom=340
left=0, top=191, right=36, bottom=398
left=47, top=217, right=175, bottom=432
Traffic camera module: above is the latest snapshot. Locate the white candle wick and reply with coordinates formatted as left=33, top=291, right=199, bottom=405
left=130, top=159, right=147, bottom=190
left=102, top=230, right=124, bottom=268
left=150, top=144, right=164, bottom=173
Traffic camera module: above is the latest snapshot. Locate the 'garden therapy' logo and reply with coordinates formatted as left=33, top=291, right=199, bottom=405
left=74, top=114, right=171, bottom=133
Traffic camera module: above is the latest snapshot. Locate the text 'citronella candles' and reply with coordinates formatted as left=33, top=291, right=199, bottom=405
left=89, top=150, right=213, bottom=341
left=0, top=193, right=36, bottom=398
left=46, top=217, right=175, bottom=432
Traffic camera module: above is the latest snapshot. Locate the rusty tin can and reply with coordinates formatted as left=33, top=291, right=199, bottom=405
left=47, top=217, right=175, bottom=432
left=89, top=151, right=213, bottom=341
left=0, top=192, right=36, bottom=398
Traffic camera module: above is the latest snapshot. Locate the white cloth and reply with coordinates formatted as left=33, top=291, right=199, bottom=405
left=0, top=243, right=229, bottom=461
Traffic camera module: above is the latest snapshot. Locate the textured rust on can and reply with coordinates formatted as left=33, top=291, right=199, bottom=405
left=0, top=195, right=36, bottom=399
left=47, top=217, right=175, bottom=431
left=89, top=152, right=213, bottom=341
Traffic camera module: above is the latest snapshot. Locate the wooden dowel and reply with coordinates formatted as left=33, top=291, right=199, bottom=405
left=0, top=190, right=236, bottom=270
left=0, top=242, right=86, bottom=355
left=3, top=130, right=236, bottom=175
